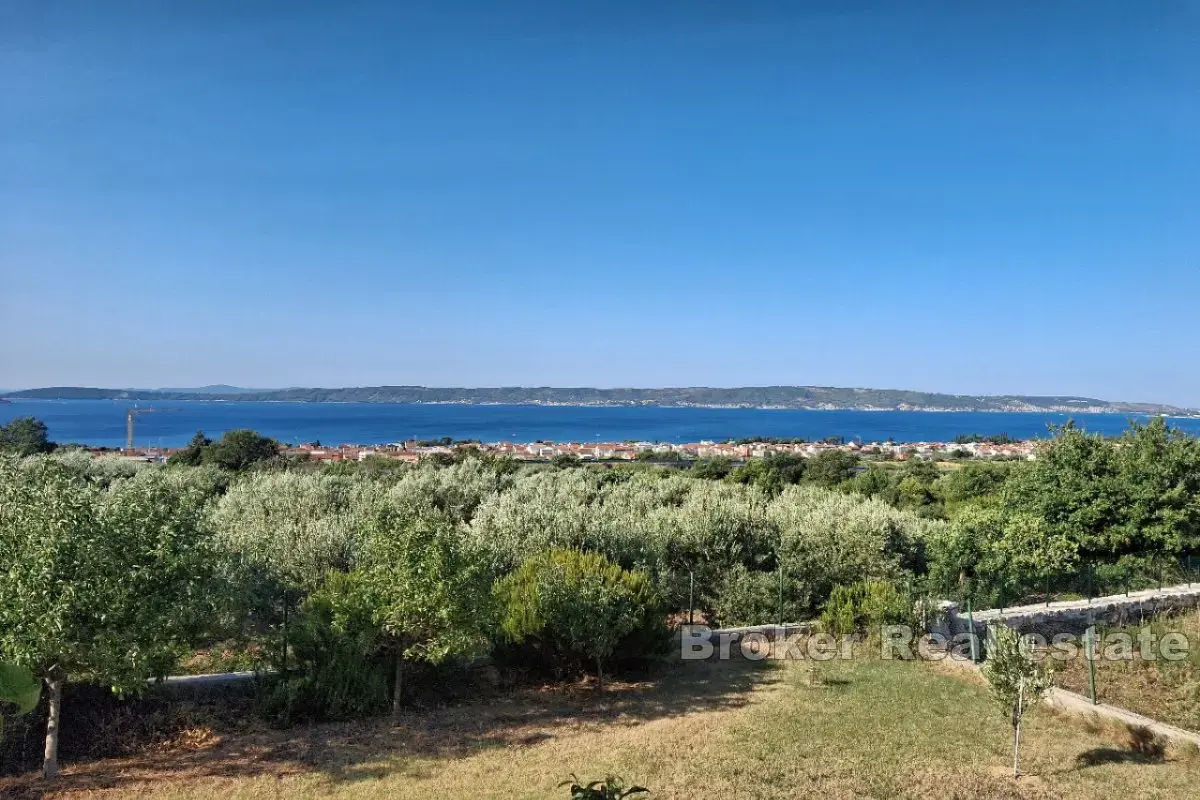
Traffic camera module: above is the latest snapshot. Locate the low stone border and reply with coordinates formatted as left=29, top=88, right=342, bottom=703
left=939, top=651, right=1200, bottom=749
left=702, top=622, right=814, bottom=641
left=935, top=582, right=1200, bottom=639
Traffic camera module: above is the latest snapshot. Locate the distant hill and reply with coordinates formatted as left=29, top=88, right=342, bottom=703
left=153, top=385, right=259, bottom=394
left=3, top=385, right=1196, bottom=415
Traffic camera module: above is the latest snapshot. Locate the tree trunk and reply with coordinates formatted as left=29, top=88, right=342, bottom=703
left=595, top=656, right=603, bottom=693
left=392, top=654, right=404, bottom=718
left=43, top=676, right=64, bottom=779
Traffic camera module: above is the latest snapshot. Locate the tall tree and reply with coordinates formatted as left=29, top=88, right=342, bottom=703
left=0, top=416, right=53, bottom=455
left=353, top=506, right=492, bottom=716
left=167, top=430, right=212, bottom=466
left=201, top=429, right=279, bottom=471
left=0, top=458, right=217, bottom=777
left=1005, top=418, right=1200, bottom=559
left=803, top=450, right=859, bottom=489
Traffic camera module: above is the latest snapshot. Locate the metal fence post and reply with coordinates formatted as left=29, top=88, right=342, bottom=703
left=777, top=565, right=784, bottom=626
left=1085, top=626, right=1098, bottom=705
left=280, top=595, right=289, bottom=675
left=967, top=599, right=979, bottom=663
left=688, top=569, right=695, bottom=626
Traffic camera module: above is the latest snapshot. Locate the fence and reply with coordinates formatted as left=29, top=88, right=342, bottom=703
left=947, top=553, right=1200, bottom=615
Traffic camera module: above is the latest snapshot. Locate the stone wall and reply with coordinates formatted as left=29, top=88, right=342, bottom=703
left=934, top=583, right=1200, bottom=639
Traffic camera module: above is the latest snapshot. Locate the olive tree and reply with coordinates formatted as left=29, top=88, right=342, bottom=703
left=0, top=457, right=217, bottom=777
left=354, top=505, right=493, bottom=717
left=209, top=471, right=383, bottom=671
left=496, top=549, right=660, bottom=691
left=983, top=624, right=1054, bottom=778
left=770, top=485, right=936, bottom=613
left=211, top=471, right=380, bottom=594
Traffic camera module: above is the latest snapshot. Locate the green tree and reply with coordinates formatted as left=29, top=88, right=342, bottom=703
left=803, top=450, right=859, bottom=489
left=167, top=430, right=212, bottom=466
left=983, top=625, right=1054, bottom=778
left=1005, top=418, right=1200, bottom=561
left=0, top=458, right=217, bottom=777
left=938, top=461, right=1015, bottom=506
left=690, top=457, right=734, bottom=480
left=925, top=503, right=1005, bottom=600
left=201, top=429, right=279, bottom=471
left=0, top=416, right=53, bottom=455
left=730, top=453, right=807, bottom=495
left=355, top=506, right=493, bottom=716
left=848, top=465, right=897, bottom=498
left=497, top=549, right=660, bottom=691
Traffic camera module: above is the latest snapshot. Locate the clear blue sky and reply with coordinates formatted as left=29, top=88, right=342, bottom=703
left=2, top=2, right=1197, bottom=404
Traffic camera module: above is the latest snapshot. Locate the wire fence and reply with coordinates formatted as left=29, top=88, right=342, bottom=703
left=948, top=553, right=1200, bottom=613
left=647, top=553, right=1200, bottom=633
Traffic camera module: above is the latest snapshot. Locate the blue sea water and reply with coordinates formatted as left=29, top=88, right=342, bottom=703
left=3, top=399, right=1199, bottom=449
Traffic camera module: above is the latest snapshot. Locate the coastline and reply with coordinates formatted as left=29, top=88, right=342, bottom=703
left=5, top=396, right=1194, bottom=416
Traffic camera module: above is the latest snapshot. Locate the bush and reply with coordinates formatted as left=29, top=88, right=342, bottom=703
left=708, top=564, right=805, bottom=628
left=821, top=580, right=916, bottom=637
left=258, top=572, right=389, bottom=725
left=496, top=549, right=665, bottom=687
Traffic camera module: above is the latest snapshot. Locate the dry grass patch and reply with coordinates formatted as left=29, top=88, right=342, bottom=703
left=3, top=650, right=1199, bottom=799
left=1055, top=609, right=1200, bottom=732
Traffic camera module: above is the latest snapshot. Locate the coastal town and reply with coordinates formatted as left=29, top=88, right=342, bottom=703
left=105, top=435, right=1038, bottom=464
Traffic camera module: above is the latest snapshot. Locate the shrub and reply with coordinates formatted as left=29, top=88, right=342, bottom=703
left=497, top=549, right=664, bottom=688
left=708, top=564, right=805, bottom=628
left=257, top=572, right=389, bottom=726
left=821, top=580, right=916, bottom=637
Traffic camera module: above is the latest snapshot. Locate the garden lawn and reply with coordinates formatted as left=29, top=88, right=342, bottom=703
left=3, top=652, right=1198, bottom=799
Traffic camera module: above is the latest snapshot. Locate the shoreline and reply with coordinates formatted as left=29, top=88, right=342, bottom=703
left=5, top=397, right=1195, bottom=416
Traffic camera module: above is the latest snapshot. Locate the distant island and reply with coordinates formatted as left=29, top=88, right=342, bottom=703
left=4, top=385, right=1196, bottom=415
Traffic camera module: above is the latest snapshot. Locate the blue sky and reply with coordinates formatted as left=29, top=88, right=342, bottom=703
left=2, top=2, right=1198, bottom=404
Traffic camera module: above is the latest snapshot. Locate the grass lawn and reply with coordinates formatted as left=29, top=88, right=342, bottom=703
left=3, top=652, right=1198, bottom=799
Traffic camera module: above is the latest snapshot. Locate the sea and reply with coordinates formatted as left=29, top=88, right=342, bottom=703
left=3, top=399, right=1200, bottom=449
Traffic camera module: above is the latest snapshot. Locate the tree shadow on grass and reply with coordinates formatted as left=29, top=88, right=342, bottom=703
left=1065, top=724, right=1169, bottom=772
left=0, top=654, right=776, bottom=798
left=1073, top=748, right=1166, bottom=768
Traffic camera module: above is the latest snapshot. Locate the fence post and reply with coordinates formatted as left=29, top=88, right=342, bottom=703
left=688, top=569, right=695, bottom=626
left=1087, top=562, right=1093, bottom=604
left=967, top=599, right=979, bottom=663
left=281, top=595, right=289, bottom=675
left=1085, top=626, right=1098, bottom=705
left=1045, top=573, right=1051, bottom=608
left=777, top=565, right=784, bottom=626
